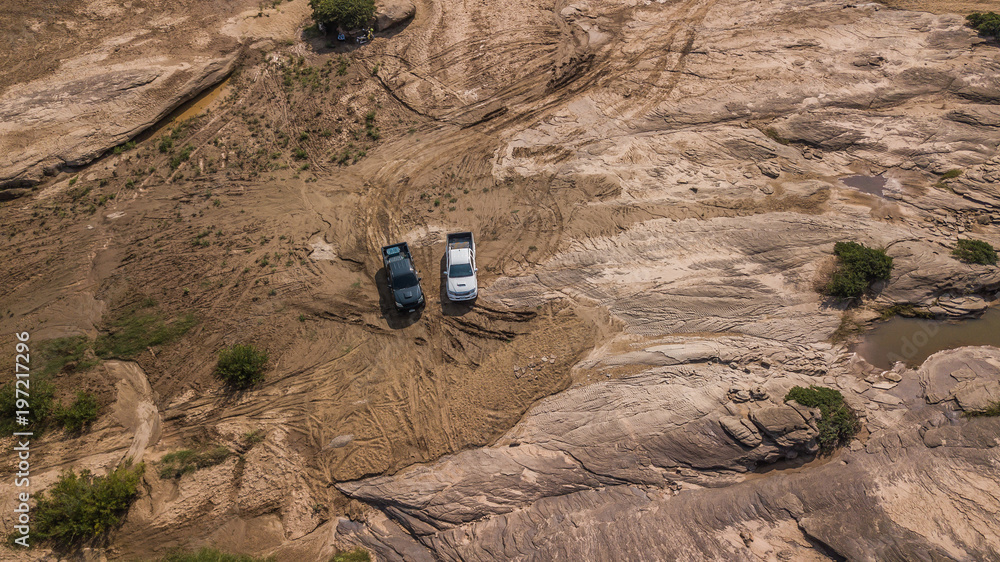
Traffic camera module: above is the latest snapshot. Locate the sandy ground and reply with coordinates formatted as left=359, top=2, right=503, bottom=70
left=0, top=0, right=998, bottom=559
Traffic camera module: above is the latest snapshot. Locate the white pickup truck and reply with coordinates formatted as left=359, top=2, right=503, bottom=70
left=444, top=231, right=478, bottom=302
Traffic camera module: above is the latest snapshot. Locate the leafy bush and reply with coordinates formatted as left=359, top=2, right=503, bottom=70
left=215, top=344, right=269, bottom=389
left=826, top=241, right=893, bottom=298
left=55, top=392, right=99, bottom=433
left=331, top=548, right=371, bottom=562
left=34, top=462, right=144, bottom=546
left=309, top=0, right=375, bottom=30
left=0, top=377, right=56, bottom=434
left=784, top=385, right=860, bottom=452
left=158, top=445, right=231, bottom=479
left=155, top=548, right=276, bottom=562
left=952, top=238, right=997, bottom=266
left=967, top=12, right=1000, bottom=38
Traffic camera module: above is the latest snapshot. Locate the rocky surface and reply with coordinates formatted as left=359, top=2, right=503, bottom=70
left=375, top=1, right=416, bottom=32
left=0, top=56, right=236, bottom=189
left=338, top=346, right=1000, bottom=561
left=0, top=0, right=314, bottom=194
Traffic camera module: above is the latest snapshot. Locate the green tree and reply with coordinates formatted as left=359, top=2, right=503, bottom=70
left=309, top=0, right=375, bottom=30
left=34, top=462, right=144, bottom=546
left=826, top=241, right=893, bottom=298
left=952, top=238, right=997, bottom=266
left=967, top=12, right=1000, bottom=39
left=785, top=386, right=860, bottom=452
left=215, top=344, right=270, bottom=389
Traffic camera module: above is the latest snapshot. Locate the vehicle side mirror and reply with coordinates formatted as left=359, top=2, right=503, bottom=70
left=474, top=268, right=479, bottom=272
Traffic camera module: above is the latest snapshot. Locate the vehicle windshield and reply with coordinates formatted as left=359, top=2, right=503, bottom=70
left=449, top=263, right=474, bottom=278
left=395, top=272, right=419, bottom=288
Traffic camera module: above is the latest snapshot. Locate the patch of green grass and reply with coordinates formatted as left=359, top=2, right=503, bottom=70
left=939, top=169, right=963, bottom=180
left=94, top=300, right=198, bottom=359
left=37, top=336, right=99, bottom=377
left=330, top=548, right=371, bottom=562
left=215, top=344, right=269, bottom=389
left=154, top=548, right=277, bottom=562
left=243, top=429, right=265, bottom=447
left=965, top=401, right=1000, bottom=417
left=878, top=303, right=933, bottom=320
left=158, top=445, right=231, bottom=479
left=784, top=385, right=860, bottom=452
left=33, top=462, right=144, bottom=547
left=826, top=241, right=893, bottom=299
left=54, top=392, right=99, bottom=434
left=762, top=127, right=791, bottom=145
left=952, top=238, right=997, bottom=266
left=967, top=12, right=1000, bottom=39
left=67, top=185, right=91, bottom=202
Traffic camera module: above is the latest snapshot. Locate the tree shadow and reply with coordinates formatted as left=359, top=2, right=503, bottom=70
left=376, top=266, right=421, bottom=329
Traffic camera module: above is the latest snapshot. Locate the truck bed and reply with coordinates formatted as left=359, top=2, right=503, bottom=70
left=382, top=242, right=411, bottom=262
left=446, top=232, right=474, bottom=250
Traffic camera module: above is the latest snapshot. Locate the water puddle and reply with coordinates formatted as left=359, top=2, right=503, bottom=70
left=139, top=75, right=232, bottom=141
left=854, top=307, right=1000, bottom=370
left=841, top=174, right=887, bottom=197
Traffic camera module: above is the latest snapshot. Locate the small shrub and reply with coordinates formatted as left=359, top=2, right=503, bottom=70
left=55, top=392, right=99, bottom=433
left=170, top=145, right=195, bottom=170
left=0, top=376, right=57, bottom=434
left=939, top=169, right=963, bottom=180
left=112, top=140, right=137, bottom=155
left=158, top=445, right=231, bottom=479
left=784, top=385, right=860, bottom=452
left=159, top=136, right=174, bottom=153
left=952, top=238, right=997, bottom=266
left=215, top=344, right=269, bottom=389
left=330, top=548, right=371, bottom=562
left=34, top=462, right=144, bottom=546
left=243, top=429, right=265, bottom=446
left=293, top=148, right=309, bottom=160
left=967, top=12, right=1000, bottom=39
left=826, top=241, right=893, bottom=298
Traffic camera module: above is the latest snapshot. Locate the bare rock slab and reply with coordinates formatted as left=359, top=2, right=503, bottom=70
left=375, top=1, right=416, bottom=32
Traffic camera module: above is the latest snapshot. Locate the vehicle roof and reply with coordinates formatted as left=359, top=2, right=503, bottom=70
left=388, top=257, right=414, bottom=275
left=449, top=248, right=472, bottom=264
